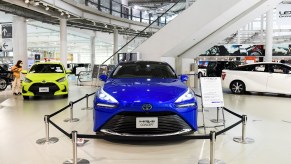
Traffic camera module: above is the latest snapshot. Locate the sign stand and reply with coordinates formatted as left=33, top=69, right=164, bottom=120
left=199, top=77, right=226, bottom=131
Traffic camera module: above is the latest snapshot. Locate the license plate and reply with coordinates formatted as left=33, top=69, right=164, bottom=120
left=39, top=87, right=49, bottom=92
left=136, top=117, right=158, bottom=128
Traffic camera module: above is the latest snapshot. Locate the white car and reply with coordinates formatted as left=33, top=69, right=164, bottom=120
left=221, top=62, right=291, bottom=94
left=198, top=68, right=207, bottom=78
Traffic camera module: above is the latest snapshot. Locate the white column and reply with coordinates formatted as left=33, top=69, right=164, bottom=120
left=60, top=19, right=67, bottom=68
left=265, top=10, right=273, bottom=62
left=112, top=28, right=119, bottom=64
left=260, top=14, right=264, bottom=44
left=12, top=16, right=28, bottom=70
left=90, top=32, right=96, bottom=69
left=175, top=57, right=193, bottom=75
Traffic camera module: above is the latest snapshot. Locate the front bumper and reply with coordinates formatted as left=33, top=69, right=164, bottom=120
left=22, top=81, right=68, bottom=96
left=93, top=105, right=197, bottom=136
left=99, top=112, right=193, bottom=136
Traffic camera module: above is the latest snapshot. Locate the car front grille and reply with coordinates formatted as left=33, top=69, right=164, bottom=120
left=28, top=83, right=60, bottom=96
left=100, top=112, right=192, bottom=136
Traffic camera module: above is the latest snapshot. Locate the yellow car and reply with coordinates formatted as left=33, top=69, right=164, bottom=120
left=22, top=62, right=70, bottom=100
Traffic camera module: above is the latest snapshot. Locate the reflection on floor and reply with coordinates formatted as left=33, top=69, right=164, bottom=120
left=1, top=85, right=291, bottom=164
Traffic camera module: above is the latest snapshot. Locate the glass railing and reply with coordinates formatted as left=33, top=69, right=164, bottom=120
left=84, top=0, right=185, bottom=27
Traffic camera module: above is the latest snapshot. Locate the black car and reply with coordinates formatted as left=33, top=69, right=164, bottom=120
left=0, top=66, right=13, bottom=91
left=206, top=61, right=239, bottom=77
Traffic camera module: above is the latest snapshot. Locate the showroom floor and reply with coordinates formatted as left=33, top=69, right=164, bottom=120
left=1, top=81, right=291, bottom=164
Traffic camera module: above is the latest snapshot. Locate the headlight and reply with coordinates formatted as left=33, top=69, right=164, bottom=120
left=24, top=77, right=32, bottom=83
left=96, top=88, right=118, bottom=104
left=175, top=88, right=195, bottom=103
left=56, top=77, right=66, bottom=82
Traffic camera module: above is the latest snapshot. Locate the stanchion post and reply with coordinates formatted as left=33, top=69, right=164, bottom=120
left=198, top=131, right=225, bottom=164
left=81, top=94, right=93, bottom=110
left=210, top=131, right=215, bottom=164
left=211, top=107, right=224, bottom=123
left=36, top=115, right=59, bottom=145
left=63, top=131, right=90, bottom=164
left=233, top=115, right=255, bottom=144
left=64, top=101, right=80, bottom=122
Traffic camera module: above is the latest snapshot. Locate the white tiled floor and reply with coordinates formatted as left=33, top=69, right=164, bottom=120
left=1, top=83, right=291, bottom=164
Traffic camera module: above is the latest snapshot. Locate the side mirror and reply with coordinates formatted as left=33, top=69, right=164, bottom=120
left=66, top=70, right=72, bottom=74
left=180, top=74, right=188, bottom=82
left=21, top=70, right=28, bottom=74
left=99, top=74, right=107, bottom=82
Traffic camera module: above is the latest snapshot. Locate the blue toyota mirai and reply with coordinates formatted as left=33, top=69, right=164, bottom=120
left=93, top=61, right=197, bottom=136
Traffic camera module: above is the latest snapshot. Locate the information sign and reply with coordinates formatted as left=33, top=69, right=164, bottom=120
left=2, top=24, right=12, bottom=38
left=200, top=77, right=224, bottom=108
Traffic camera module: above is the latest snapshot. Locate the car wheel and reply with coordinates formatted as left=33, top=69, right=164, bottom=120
left=198, top=72, right=203, bottom=78
left=23, top=96, right=29, bottom=100
left=0, top=79, right=8, bottom=91
left=230, top=81, right=245, bottom=94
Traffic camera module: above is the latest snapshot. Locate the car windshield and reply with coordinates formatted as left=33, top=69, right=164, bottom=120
left=29, top=64, right=64, bottom=73
left=111, top=62, right=177, bottom=79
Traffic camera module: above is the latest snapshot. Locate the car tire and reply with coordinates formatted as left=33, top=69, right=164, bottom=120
left=230, top=81, right=245, bottom=94
left=23, top=96, right=29, bottom=100
left=198, top=72, right=203, bottom=78
left=0, top=79, right=8, bottom=91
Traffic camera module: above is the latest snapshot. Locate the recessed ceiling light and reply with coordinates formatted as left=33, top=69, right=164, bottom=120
left=45, top=6, right=49, bottom=10
left=60, top=12, right=64, bottom=16
left=24, top=0, right=29, bottom=3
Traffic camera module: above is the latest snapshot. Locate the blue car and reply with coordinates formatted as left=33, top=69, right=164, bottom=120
left=93, top=61, right=197, bottom=136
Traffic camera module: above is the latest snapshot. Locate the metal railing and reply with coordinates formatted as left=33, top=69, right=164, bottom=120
left=84, top=0, right=180, bottom=27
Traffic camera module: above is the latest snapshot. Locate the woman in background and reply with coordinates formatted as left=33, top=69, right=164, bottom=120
left=11, top=60, right=23, bottom=95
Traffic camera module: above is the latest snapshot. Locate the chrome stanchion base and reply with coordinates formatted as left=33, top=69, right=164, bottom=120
left=233, top=137, right=255, bottom=144
left=198, top=158, right=226, bottom=164
left=81, top=107, right=93, bottom=110
left=36, top=137, right=59, bottom=145
left=63, top=158, right=90, bottom=164
left=210, top=119, right=224, bottom=123
left=64, top=118, right=80, bottom=122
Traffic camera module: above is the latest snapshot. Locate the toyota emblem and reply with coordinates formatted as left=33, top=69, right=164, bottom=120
left=42, top=80, right=46, bottom=83
left=142, top=104, right=152, bottom=111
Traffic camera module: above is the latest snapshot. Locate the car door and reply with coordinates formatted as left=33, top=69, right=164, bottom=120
left=266, top=64, right=291, bottom=94
left=244, top=64, right=269, bottom=92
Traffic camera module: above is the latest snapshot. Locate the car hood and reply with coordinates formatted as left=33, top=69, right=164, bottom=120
left=103, top=78, right=188, bottom=103
left=26, top=73, right=66, bottom=82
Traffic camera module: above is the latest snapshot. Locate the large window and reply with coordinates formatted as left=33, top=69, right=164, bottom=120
left=29, top=64, right=64, bottom=73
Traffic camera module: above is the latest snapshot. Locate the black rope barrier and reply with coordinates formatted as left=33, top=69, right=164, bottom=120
left=195, top=94, right=202, bottom=98
left=216, top=120, right=243, bottom=136
left=223, top=107, right=243, bottom=119
left=49, top=104, right=71, bottom=118
left=49, top=119, right=72, bottom=138
left=45, top=92, right=245, bottom=141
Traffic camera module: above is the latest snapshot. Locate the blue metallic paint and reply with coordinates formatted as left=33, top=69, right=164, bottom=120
left=93, top=76, right=198, bottom=133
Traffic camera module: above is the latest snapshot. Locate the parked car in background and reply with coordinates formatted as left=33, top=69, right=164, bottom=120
left=207, top=61, right=239, bottom=77
left=0, top=65, right=13, bottom=91
left=94, top=61, right=198, bottom=137
left=21, top=62, right=71, bottom=99
left=198, top=65, right=207, bottom=78
left=221, top=62, right=291, bottom=94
